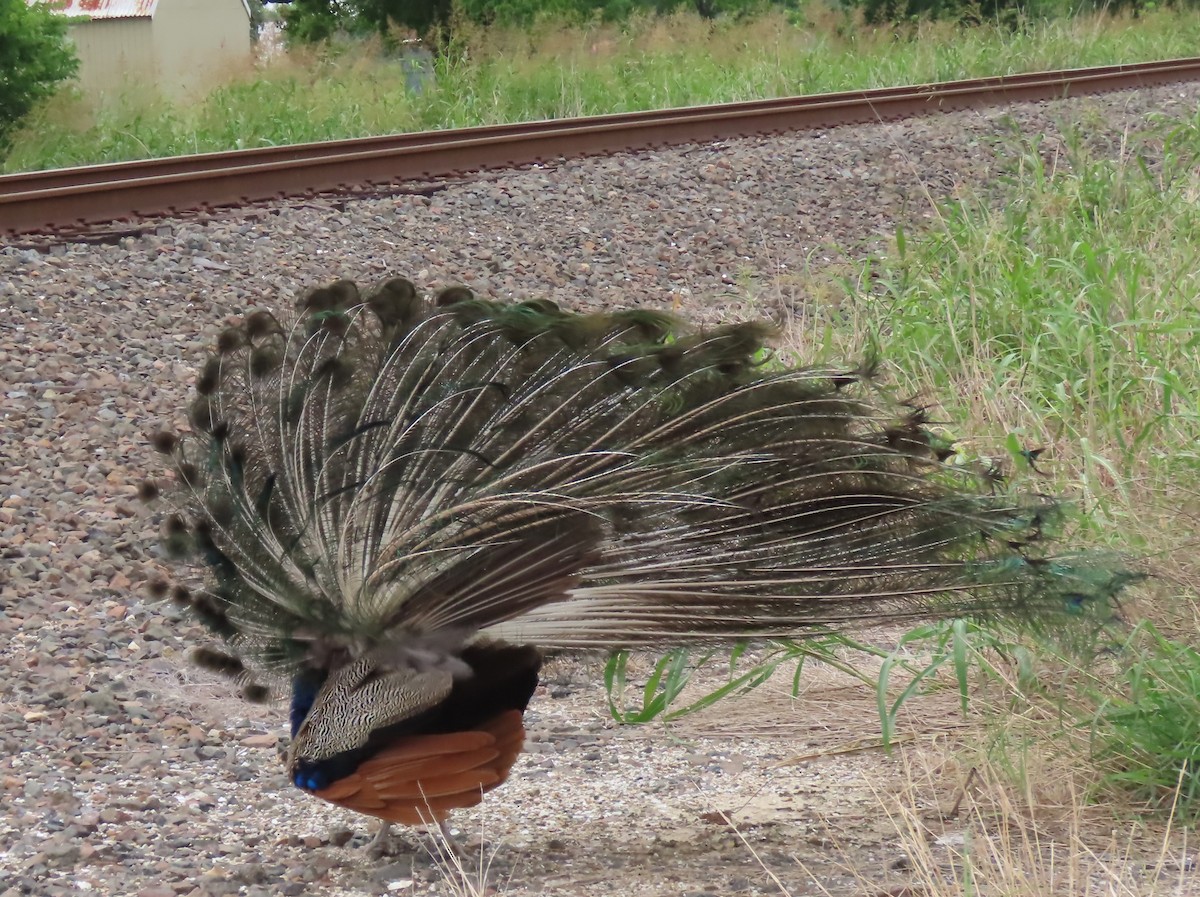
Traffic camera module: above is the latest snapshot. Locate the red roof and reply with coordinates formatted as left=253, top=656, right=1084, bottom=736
left=36, top=0, right=160, bottom=18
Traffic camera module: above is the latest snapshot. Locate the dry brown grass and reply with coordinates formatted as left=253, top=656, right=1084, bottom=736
left=870, top=724, right=1196, bottom=896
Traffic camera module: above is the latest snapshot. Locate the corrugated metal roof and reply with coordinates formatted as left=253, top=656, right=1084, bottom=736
left=35, top=0, right=160, bottom=19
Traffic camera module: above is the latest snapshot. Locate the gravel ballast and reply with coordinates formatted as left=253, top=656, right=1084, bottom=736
left=3, top=83, right=1199, bottom=897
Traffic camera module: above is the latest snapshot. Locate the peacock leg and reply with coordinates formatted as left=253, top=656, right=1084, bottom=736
left=435, top=818, right=464, bottom=860
left=366, top=821, right=394, bottom=858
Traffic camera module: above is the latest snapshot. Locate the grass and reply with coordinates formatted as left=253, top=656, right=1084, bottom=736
left=786, top=104, right=1200, bottom=822
left=863, top=625, right=1199, bottom=895
left=11, top=5, right=1200, bottom=170
left=601, top=95, right=1200, bottom=852
left=868, top=123, right=1200, bottom=491
left=772, top=109, right=1200, bottom=530
left=1088, top=622, right=1200, bottom=812
left=876, top=740, right=1195, bottom=896
left=424, top=821, right=502, bottom=897
left=601, top=633, right=1199, bottom=895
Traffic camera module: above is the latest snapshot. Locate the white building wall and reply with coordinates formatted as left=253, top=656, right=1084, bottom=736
left=55, top=0, right=251, bottom=102
left=151, top=0, right=253, bottom=100
left=66, top=17, right=158, bottom=99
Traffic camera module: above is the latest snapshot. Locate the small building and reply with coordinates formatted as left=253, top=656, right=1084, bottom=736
left=34, top=0, right=254, bottom=101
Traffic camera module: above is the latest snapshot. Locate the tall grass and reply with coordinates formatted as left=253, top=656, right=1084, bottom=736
left=618, top=101, right=1200, bottom=822
left=878, top=745, right=1194, bottom=896
left=845, top=115, right=1200, bottom=511
left=815, top=108, right=1200, bottom=816
left=10, top=5, right=1200, bottom=171
left=1088, top=622, right=1200, bottom=813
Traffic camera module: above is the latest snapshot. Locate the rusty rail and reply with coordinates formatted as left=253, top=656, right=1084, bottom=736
left=5, top=56, right=1200, bottom=239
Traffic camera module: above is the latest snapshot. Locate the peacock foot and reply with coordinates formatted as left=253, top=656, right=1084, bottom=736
left=366, top=821, right=397, bottom=858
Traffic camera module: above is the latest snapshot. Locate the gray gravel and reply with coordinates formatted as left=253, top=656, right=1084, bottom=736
left=3, top=82, right=1200, bottom=897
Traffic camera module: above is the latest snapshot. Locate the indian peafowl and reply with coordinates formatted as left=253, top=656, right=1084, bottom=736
left=142, top=276, right=1134, bottom=848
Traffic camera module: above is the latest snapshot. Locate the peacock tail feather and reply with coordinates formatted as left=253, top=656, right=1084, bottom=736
left=143, top=276, right=1137, bottom=814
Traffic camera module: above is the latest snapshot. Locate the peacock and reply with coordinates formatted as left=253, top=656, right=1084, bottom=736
left=142, top=276, right=1134, bottom=851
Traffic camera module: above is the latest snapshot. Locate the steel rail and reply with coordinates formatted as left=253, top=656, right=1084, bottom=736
left=5, top=56, right=1200, bottom=238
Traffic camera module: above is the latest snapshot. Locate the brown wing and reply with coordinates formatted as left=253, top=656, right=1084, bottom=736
left=312, top=709, right=527, bottom=825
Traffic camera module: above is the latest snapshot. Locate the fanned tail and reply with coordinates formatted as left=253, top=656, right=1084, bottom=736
left=145, top=276, right=1137, bottom=688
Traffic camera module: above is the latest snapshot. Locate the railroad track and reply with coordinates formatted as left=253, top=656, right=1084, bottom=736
left=4, top=56, right=1200, bottom=241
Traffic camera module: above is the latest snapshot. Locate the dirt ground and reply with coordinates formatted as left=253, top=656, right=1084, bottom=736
left=274, top=651, right=1197, bottom=897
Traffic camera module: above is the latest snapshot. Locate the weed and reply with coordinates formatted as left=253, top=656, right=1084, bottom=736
left=1088, top=622, right=1200, bottom=814
left=11, top=6, right=1200, bottom=170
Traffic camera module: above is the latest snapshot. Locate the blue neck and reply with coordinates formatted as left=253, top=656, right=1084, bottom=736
left=289, top=670, right=325, bottom=737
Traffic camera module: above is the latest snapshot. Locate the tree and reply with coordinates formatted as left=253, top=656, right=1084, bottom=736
left=276, top=0, right=786, bottom=42
left=279, top=0, right=355, bottom=44
left=279, top=0, right=452, bottom=44
left=0, top=0, right=78, bottom=149
left=358, top=0, right=452, bottom=38
left=248, top=0, right=269, bottom=41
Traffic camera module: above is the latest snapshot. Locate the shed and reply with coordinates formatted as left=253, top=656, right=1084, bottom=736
left=34, top=0, right=254, bottom=101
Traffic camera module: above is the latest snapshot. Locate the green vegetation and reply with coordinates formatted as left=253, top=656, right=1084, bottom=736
left=1089, top=622, right=1200, bottom=812
left=809, top=109, right=1200, bottom=815
left=281, top=0, right=451, bottom=43
left=10, top=6, right=1200, bottom=171
left=278, top=0, right=795, bottom=44
left=0, top=0, right=77, bottom=150
left=862, top=117, right=1200, bottom=492
left=275, top=0, right=1187, bottom=37
left=605, top=621, right=1052, bottom=744
left=608, top=105, right=1200, bottom=820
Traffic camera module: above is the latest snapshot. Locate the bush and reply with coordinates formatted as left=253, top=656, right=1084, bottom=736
left=1089, top=623, right=1200, bottom=813
left=0, top=0, right=78, bottom=149
left=280, top=0, right=787, bottom=42
left=280, top=0, right=353, bottom=44
left=457, top=0, right=782, bottom=26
